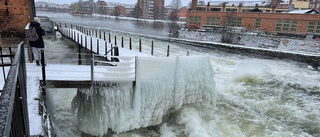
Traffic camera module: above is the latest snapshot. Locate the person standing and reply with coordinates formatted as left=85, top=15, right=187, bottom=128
left=28, top=17, right=45, bottom=66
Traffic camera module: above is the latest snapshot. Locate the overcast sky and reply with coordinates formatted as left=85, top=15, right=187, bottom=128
left=39, top=0, right=191, bottom=6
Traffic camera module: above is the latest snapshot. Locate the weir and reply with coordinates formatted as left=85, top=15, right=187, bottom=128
left=54, top=56, right=216, bottom=136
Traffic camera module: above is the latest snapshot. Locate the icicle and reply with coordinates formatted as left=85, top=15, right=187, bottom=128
left=72, top=56, right=216, bottom=136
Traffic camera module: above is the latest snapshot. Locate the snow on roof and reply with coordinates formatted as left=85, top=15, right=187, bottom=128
left=209, top=0, right=271, bottom=6
left=287, top=9, right=319, bottom=14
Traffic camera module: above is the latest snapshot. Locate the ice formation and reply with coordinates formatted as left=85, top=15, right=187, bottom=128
left=71, top=55, right=216, bottom=136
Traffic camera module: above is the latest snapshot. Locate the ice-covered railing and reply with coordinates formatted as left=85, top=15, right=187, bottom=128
left=58, top=27, right=109, bottom=55
left=72, top=55, right=216, bottom=136
left=91, top=55, right=136, bottom=81
left=56, top=24, right=182, bottom=57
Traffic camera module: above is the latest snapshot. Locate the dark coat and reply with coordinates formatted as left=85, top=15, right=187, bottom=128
left=29, top=21, right=45, bottom=48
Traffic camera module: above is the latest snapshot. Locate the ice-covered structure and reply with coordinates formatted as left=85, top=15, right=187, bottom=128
left=71, top=56, right=216, bottom=136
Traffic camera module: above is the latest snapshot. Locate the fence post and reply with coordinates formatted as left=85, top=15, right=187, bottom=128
left=77, top=33, right=79, bottom=44
left=97, top=39, right=99, bottom=54
left=91, top=53, right=94, bottom=84
left=151, top=41, right=153, bottom=55
left=90, top=37, right=93, bottom=52
left=167, top=45, right=170, bottom=57
left=129, top=37, right=132, bottom=50
left=109, top=33, right=111, bottom=43
left=115, top=35, right=117, bottom=46
left=41, top=50, right=46, bottom=86
left=73, top=30, right=76, bottom=41
left=105, top=41, right=108, bottom=55
left=78, top=42, right=82, bottom=65
left=139, top=39, right=141, bottom=52
left=85, top=36, right=87, bottom=48
left=121, top=37, right=124, bottom=48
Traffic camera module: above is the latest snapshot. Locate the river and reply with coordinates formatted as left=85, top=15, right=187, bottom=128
left=38, top=11, right=320, bottom=137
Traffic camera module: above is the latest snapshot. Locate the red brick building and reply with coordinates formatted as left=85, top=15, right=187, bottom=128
left=177, top=7, right=188, bottom=19
left=138, top=0, right=164, bottom=19
left=187, top=0, right=320, bottom=35
left=115, top=6, right=127, bottom=16
left=0, top=0, right=35, bottom=45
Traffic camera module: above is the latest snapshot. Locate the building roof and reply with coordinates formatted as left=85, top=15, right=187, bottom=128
left=208, top=0, right=271, bottom=6
left=287, top=9, right=319, bottom=14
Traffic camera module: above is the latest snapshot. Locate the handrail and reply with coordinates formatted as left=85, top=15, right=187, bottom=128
left=0, top=42, right=29, bottom=137
left=91, top=54, right=136, bottom=82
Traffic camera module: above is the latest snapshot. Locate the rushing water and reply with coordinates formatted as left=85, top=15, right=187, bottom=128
left=39, top=12, right=320, bottom=137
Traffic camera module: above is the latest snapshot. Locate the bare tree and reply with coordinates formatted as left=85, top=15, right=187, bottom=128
left=188, top=1, right=192, bottom=8
left=114, top=6, right=120, bottom=16
left=131, top=3, right=142, bottom=19
left=171, top=0, right=182, bottom=10
left=221, top=12, right=237, bottom=44
left=169, top=0, right=182, bottom=21
left=168, top=0, right=182, bottom=36
left=153, top=6, right=159, bottom=21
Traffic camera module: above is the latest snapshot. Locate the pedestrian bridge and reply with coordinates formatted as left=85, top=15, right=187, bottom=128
left=30, top=55, right=137, bottom=88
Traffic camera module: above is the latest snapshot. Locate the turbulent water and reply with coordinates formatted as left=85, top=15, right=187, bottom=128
left=39, top=12, right=320, bottom=137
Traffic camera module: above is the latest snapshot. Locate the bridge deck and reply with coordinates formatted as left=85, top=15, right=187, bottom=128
left=27, top=63, right=135, bottom=87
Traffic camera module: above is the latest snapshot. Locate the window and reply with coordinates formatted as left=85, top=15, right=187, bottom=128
left=210, top=8, right=221, bottom=12
left=307, top=21, right=316, bottom=33
left=275, top=20, right=298, bottom=32
left=189, top=16, right=201, bottom=25
left=255, top=18, right=261, bottom=29
left=197, top=7, right=206, bottom=11
left=242, top=9, right=253, bottom=12
left=206, top=17, right=220, bottom=25
left=226, top=8, right=237, bottom=12
left=226, top=17, right=242, bottom=27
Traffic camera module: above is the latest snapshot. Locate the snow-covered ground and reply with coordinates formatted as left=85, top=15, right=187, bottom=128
left=179, top=30, right=320, bottom=54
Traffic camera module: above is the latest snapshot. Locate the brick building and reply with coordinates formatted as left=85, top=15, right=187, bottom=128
left=138, top=0, right=164, bottom=19
left=0, top=0, right=35, bottom=45
left=177, top=7, right=188, bottom=20
left=96, top=0, right=107, bottom=14
left=115, top=5, right=126, bottom=16
left=187, top=0, right=320, bottom=36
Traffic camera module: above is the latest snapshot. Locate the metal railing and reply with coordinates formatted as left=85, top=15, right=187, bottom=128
left=0, top=42, right=29, bottom=137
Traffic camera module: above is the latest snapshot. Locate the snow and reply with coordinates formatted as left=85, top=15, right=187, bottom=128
left=73, top=56, right=216, bottom=136
left=178, top=30, right=320, bottom=54
left=287, top=9, right=318, bottom=14
left=22, top=28, right=216, bottom=136
left=2, top=16, right=320, bottom=136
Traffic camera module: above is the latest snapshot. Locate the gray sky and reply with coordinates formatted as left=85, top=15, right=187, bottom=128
left=40, top=0, right=191, bottom=6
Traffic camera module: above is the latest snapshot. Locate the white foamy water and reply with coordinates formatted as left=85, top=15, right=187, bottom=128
left=39, top=14, right=320, bottom=137
left=43, top=34, right=320, bottom=137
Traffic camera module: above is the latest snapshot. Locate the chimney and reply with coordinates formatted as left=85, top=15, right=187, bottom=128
left=192, top=0, right=198, bottom=10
